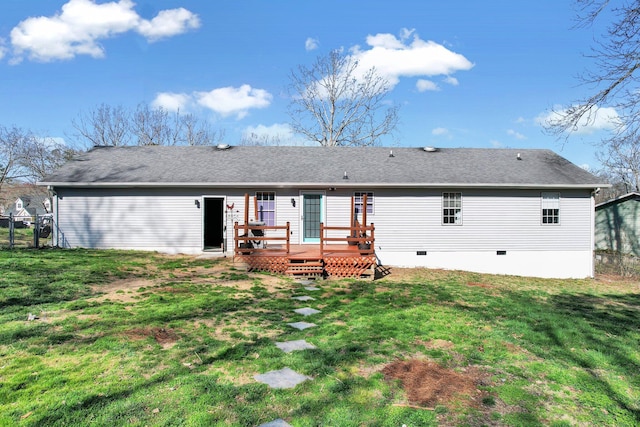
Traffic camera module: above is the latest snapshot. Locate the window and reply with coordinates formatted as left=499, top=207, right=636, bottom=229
left=542, top=192, right=560, bottom=224
left=354, top=192, right=374, bottom=215
left=442, top=192, right=462, bottom=225
left=16, top=200, right=23, bottom=210
left=256, top=191, right=276, bottom=226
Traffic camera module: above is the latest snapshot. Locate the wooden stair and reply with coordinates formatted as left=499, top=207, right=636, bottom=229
left=285, top=258, right=324, bottom=278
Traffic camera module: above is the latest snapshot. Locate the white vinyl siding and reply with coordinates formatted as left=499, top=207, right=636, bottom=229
left=365, top=188, right=592, bottom=252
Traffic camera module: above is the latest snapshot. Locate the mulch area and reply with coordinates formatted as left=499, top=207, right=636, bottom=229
left=381, top=359, right=486, bottom=409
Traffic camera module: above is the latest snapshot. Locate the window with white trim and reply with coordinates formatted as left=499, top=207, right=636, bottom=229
left=256, top=191, right=276, bottom=226
left=541, top=192, right=560, bottom=224
left=354, top=192, right=374, bottom=215
left=16, top=200, right=23, bottom=210
left=442, top=192, right=462, bottom=225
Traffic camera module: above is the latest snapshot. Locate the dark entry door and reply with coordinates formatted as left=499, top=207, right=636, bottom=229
left=204, top=198, right=224, bottom=249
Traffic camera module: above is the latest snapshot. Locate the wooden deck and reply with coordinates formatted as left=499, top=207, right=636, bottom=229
left=234, top=243, right=377, bottom=280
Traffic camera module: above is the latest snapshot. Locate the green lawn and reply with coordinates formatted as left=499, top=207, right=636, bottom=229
left=0, top=227, right=34, bottom=249
left=0, top=249, right=638, bottom=426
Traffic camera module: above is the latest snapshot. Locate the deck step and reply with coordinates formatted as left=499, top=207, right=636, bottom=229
left=285, top=269, right=324, bottom=276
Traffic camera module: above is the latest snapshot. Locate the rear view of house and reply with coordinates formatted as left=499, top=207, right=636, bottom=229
left=39, top=145, right=608, bottom=279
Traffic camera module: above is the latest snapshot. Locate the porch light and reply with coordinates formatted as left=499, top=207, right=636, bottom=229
left=194, top=199, right=200, bottom=208
left=291, top=198, right=296, bottom=207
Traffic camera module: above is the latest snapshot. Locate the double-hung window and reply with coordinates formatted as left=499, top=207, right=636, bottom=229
left=354, top=192, right=374, bottom=215
left=442, top=192, right=462, bottom=225
left=256, top=191, right=276, bottom=226
left=541, top=192, right=560, bottom=224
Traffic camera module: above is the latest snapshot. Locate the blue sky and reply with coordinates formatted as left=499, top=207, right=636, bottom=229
left=0, top=0, right=620, bottom=170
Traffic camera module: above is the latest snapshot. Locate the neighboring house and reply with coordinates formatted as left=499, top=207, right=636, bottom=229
left=595, top=192, right=640, bottom=257
left=39, top=145, right=608, bottom=279
left=5, top=195, right=52, bottom=224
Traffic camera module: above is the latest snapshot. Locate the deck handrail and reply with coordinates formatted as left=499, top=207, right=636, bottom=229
left=320, top=223, right=375, bottom=256
left=234, top=221, right=290, bottom=254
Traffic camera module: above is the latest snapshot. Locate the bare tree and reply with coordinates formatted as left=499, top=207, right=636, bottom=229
left=19, top=137, right=79, bottom=183
left=131, top=104, right=176, bottom=146
left=287, top=49, right=399, bottom=147
left=596, top=132, right=640, bottom=192
left=71, top=103, right=224, bottom=147
left=239, top=132, right=282, bottom=146
left=180, top=113, right=225, bottom=146
left=70, top=103, right=131, bottom=148
left=0, top=126, right=32, bottom=194
left=545, top=1, right=640, bottom=137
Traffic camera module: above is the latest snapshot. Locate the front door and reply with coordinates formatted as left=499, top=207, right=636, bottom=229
left=301, top=193, right=323, bottom=243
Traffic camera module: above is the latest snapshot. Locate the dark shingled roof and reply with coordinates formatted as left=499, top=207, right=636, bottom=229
left=40, top=145, right=607, bottom=189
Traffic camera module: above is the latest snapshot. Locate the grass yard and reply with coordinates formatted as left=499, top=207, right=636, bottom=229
left=0, top=228, right=35, bottom=249
left=0, top=249, right=639, bottom=426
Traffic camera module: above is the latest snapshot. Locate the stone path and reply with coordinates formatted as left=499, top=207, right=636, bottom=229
left=254, top=278, right=324, bottom=426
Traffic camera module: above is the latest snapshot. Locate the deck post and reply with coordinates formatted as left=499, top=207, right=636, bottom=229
left=244, top=193, right=249, bottom=236
left=320, top=222, right=324, bottom=257
left=286, top=222, right=290, bottom=253
left=253, top=195, right=258, bottom=221
left=362, top=194, right=367, bottom=231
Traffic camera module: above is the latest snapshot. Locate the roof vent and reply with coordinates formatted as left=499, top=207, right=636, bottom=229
left=216, top=143, right=231, bottom=150
left=423, top=146, right=438, bottom=152
left=517, top=153, right=522, bottom=160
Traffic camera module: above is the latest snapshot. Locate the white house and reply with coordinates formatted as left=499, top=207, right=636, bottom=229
left=39, top=145, right=608, bottom=278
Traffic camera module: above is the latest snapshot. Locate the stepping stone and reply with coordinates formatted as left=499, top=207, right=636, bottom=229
left=254, top=367, right=311, bottom=389
left=294, top=307, right=321, bottom=316
left=304, top=286, right=321, bottom=291
left=258, top=419, right=292, bottom=427
left=296, top=279, right=314, bottom=285
left=291, top=295, right=315, bottom=301
left=276, top=339, right=317, bottom=353
left=287, top=321, right=316, bottom=330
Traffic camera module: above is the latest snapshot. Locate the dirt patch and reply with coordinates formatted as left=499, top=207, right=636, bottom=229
left=123, top=327, right=180, bottom=349
left=381, top=359, right=484, bottom=408
left=90, top=278, right=154, bottom=303
left=418, top=339, right=455, bottom=350
left=467, top=281, right=494, bottom=289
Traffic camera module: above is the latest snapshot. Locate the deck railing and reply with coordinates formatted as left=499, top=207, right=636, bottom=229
left=234, top=221, right=290, bottom=254
left=233, top=221, right=375, bottom=256
left=320, top=222, right=375, bottom=256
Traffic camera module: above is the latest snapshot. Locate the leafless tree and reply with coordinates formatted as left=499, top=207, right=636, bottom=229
left=71, top=103, right=224, bottom=147
left=131, top=104, right=177, bottom=146
left=239, top=132, right=282, bottom=146
left=19, top=137, right=79, bottom=183
left=0, top=126, right=31, bottom=194
left=596, top=132, right=640, bottom=192
left=546, top=1, right=640, bottom=137
left=287, top=49, right=399, bottom=146
left=70, top=103, right=131, bottom=148
left=180, top=113, right=225, bottom=146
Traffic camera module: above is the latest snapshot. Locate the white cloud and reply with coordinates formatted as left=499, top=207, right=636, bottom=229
left=515, top=116, right=526, bottom=124
left=507, top=129, right=526, bottom=140
left=350, top=28, right=474, bottom=89
left=444, top=76, right=459, bottom=86
left=305, top=37, right=319, bottom=51
left=416, top=79, right=439, bottom=92
left=490, top=139, right=503, bottom=148
left=537, top=105, right=621, bottom=135
left=432, top=127, right=450, bottom=136
left=0, top=38, right=6, bottom=60
left=8, top=0, right=200, bottom=63
left=152, top=92, right=190, bottom=112
left=195, top=84, right=272, bottom=119
left=137, top=8, right=200, bottom=42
